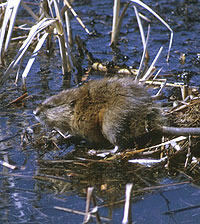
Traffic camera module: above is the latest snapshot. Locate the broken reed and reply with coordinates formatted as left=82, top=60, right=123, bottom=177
left=0, top=0, right=173, bottom=89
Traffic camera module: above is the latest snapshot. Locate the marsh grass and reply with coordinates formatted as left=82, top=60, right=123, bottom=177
left=1, top=2, right=200, bottom=223
left=0, top=0, right=174, bottom=90
left=0, top=0, right=90, bottom=88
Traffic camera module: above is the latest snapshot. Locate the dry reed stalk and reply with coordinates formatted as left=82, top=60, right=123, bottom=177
left=111, top=1, right=131, bottom=46
left=140, top=46, right=163, bottom=81
left=130, top=0, right=173, bottom=62
left=136, top=24, right=150, bottom=80
left=83, top=187, right=94, bottom=223
left=63, top=0, right=92, bottom=35
left=0, top=0, right=21, bottom=63
left=111, top=0, right=120, bottom=45
left=106, top=136, right=187, bottom=161
left=184, top=135, right=192, bottom=169
left=122, top=183, right=133, bottom=224
left=0, top=18, right=56, bottom=88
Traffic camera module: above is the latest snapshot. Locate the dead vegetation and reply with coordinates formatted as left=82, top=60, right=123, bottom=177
left=1, top=0, right=200, bottom=223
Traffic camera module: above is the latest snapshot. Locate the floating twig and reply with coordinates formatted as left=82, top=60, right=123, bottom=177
left=6, top=92, right=28, bottom=106
left=0, top=133, right=20, bottom=143
left=54, top=206, right=110, bottom=222
left=106, top=136, right=187, bottom=160
left=128, top=157, right=167, bottom=166
left=168, top=98, right=200, bottom=114
left=0, top=160, right=17, bottom=170
left=144, top=80, right=185, bottom=87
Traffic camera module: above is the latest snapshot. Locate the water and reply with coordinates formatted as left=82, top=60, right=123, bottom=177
left=0, top=0, right=200, bottom=223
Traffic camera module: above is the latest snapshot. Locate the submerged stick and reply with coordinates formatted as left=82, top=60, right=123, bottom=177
left=163, top=204, right=200, bottom=215
left=91, top=195, right=102, bottom=224
left=83, top=187, right=94, bottom=223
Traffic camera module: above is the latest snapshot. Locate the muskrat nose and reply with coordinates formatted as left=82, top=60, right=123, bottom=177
left=33, top=107, right=40, bottom=116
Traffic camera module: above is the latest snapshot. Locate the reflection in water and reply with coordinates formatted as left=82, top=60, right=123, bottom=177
left=36, top=147, right=164, bottom=197
left=33, top=140, right=199, bottom=223
left=0, top=0, right=200, bottom=222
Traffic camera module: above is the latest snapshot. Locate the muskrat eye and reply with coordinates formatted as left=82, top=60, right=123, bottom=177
left=69, top=100, right=76, bottom=107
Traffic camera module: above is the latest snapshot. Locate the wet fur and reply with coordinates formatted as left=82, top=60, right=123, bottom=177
left=34, top=77, right=161, bottom=148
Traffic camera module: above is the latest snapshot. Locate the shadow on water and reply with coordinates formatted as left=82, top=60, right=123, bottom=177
left=1, top=0, right=200, bottom=223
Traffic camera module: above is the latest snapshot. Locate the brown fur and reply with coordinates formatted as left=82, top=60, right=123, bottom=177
left=34, top=77, right=161, bottom=148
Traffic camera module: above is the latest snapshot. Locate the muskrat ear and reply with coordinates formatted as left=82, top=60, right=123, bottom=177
left=69, top=100, right=76, bottom=107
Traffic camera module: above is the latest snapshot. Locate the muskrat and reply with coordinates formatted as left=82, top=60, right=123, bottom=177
left=33, top=77, right=200, bottom=150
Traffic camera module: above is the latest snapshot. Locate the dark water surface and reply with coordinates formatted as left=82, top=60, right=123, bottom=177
left=1, top=0, right=200, bottom=223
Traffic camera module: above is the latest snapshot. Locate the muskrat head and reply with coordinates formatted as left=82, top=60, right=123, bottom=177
left=33, top=89, right=77, bottom=134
